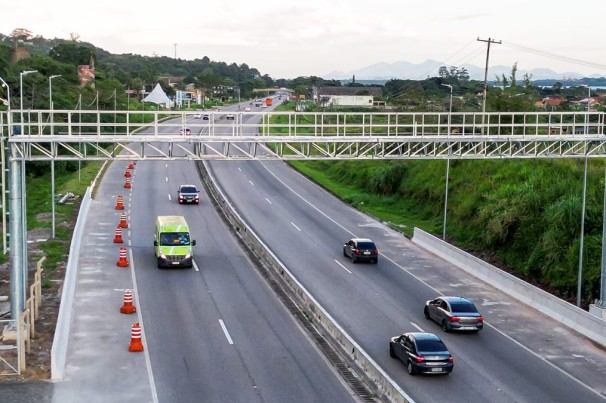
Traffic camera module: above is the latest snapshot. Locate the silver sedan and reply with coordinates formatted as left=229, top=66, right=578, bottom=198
left=424, top=296, right=484, bottom=332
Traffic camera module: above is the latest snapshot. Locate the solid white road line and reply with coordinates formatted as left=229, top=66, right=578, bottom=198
left=265, top=197, right=272, bottom=205
left=290, top=222, right=301, bottom=231
left=193, top=260, right=199, bottom=272
left=129, top=249, right=159, bottom=403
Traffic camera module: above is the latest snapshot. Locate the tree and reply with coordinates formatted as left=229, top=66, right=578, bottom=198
left=10, top=28, right=32, bottom=48
left=49, top=43, right=95, bottom=66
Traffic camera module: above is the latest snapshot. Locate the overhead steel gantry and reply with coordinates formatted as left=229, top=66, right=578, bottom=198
left=1, top=108, right=606, bottom=317
left=2, top=110, right=606, bottom=162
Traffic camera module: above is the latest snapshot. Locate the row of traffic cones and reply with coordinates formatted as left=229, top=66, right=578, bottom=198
left=112, top=162, right=144, bottom=351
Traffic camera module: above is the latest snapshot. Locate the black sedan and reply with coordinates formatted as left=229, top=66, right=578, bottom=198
left=424, top=296, right=484, bottom=332
left=389, top=332, right=453, bottom=375
left=177, top=184, right=200, bottom=204
left=343, top=238, right=378, bottom=263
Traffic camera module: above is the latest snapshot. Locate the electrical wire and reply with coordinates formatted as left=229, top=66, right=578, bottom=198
left=503, top=41, right=606, bottom=72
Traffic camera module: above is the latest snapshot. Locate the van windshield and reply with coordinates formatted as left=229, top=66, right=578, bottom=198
left=160, top=232, right=191, bottom=246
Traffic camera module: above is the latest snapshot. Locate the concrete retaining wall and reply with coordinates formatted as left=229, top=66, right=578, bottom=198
left=199, top=162, right=413, bottom=403
left=412, top=227, right=606, bottom=347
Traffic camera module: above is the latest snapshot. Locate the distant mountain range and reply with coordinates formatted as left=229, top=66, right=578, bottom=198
left=324, top=59, right=604, bottom=82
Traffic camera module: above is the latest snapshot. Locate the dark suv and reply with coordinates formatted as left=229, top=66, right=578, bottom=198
left=343, top=238, right=378, bottom=263
left=177, top=184, right=200, bottom=204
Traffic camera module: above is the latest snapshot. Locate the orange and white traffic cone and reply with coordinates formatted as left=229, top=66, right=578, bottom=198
left=113, top=226, right=124, bottom=243
left=119, top=212, right=128, bottom=229
left=128, top=322, right=144, bottom=352
left=116, top=247, right=129, bottom=267
left=120, top=289, right=137, bottom=314
left=124, top=169, right=131, bottom=178
left=124, top=177, right=132, bottom=189
left=115, top=195, right=125, bottom=210
left=127, top=161, right=135, bottom=170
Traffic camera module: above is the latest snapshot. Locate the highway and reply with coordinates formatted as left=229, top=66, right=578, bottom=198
left=125, top=110, right=358, bottom=402
left=49, top=98, right=606, bottom=402
left=202, top=100, right=606, bottom=402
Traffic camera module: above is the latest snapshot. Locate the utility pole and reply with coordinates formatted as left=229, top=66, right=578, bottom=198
left=174, top=43, right=177, bottom=59
left=477, top=37, right=501, bottom=133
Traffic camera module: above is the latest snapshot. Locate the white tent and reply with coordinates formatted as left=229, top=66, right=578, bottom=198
left=143, top=83, right=172, bottom=107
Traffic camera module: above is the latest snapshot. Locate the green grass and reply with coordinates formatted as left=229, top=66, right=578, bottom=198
left=0, top=160, right=106, bottom=268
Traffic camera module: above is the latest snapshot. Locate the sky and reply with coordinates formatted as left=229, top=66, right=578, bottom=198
left=3, top=0, right=606, bottom=80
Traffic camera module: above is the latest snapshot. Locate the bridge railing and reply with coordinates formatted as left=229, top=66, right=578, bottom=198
left=2, top=110, right=605, bottom=138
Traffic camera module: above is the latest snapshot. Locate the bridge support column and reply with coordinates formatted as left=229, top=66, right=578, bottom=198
left=9, top=145, right=25, bottom=319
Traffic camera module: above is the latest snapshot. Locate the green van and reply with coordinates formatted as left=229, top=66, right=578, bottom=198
left=154, top=216, right=196, bottom=268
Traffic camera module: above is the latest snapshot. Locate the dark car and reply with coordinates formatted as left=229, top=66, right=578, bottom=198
left=389, top=332, right=453, bottom=375
left=202, top=114, right=210, bottom=120
left=343, top=238, right=378, bottom=263
left=424, top=296, right=483, bottom=332
left=180, top=127, right=191, bottom=135
left=226, top=113, right=235, bottom=120
left=177, top=184, right=200, bottom=204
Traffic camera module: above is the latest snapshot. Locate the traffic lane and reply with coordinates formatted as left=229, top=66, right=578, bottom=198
left=130, top=160, right=356, bottom=402
left=397, top=247, right=606, bottom=397
left=222, top=159, right=606, bottom=394
left=208, top=159, right=605, bottom=402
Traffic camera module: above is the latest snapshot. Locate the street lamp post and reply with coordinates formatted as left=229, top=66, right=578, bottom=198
left=441, top=84, right=453, bottom=241
left=19, top=70, right=37, bottom=135
left=49, top=75, right=61, bottom=134
left=49, top=75, right=61, bottom=239
left=18, top=70, right=37, bottom=315
left=0, top=76, right=10, bottom=255
left=577, top=85, right=591, bottom=307
left=578, top=147, right=588, bottom=307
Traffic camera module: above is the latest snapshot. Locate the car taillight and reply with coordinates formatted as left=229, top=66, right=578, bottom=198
left=450, top=316, right=460, bottom=322
left=415, top=355, right=424, bottom=363
left=354, top=249, right=361, bottom=255
left=477, top=316, right=484, bottom=322
left=448, top=356, right=453, bottom=363
left=373, top=249, right=378, bottom=255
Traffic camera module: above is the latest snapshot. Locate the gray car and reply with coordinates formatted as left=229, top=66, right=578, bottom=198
left=424, top=296, right=484, bottom=332
left=389, top=332, right=454, bottom=375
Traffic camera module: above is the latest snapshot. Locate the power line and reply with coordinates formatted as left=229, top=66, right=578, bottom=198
left=502, top=41, right=606, bottom=72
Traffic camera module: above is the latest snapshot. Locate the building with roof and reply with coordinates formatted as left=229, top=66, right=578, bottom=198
left=315, top=86, right=383, bottom=108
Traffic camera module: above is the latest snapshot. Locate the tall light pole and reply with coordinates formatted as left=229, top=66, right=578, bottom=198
left=49, top=75, right=61, bottom=133
left=18, top=70, right=37, bottom=314
left=0, top=76, right=10, bottom=255
left=441, top=84, right=453, bottom=241
left=578, top=143, right=588, bottom=307
left=577, top=85, right=591, bottom=307
left=600, top=158, right=606, bottom=308
left=19, top=70, right=37, bottom=135
left=49, top=75, right=61, bottom=239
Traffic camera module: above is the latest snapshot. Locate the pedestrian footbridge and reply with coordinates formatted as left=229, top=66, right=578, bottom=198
left=1, top=110, right=605, bottom=161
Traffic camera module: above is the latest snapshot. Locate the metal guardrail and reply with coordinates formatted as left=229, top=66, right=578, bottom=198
left=1, top=110, right=606, bottom=161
